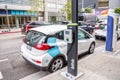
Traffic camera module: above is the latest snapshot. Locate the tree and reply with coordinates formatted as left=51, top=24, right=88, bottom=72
left=84, top=8, right=92, bottom=13
left=28, top=0, right=44, bottom=15
left=115, top=8, right=120, bottom=14
left=79, top=8, right=92, bottom=13
left=61, top=0, right=71, bottom=21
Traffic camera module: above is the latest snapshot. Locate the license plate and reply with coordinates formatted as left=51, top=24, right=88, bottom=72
left=27, top=45, right=32, bottom=51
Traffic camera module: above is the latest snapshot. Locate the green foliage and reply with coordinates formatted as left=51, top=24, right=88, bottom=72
left=29, top=0, right=44, bottom=12
left=79, top=9, right=84, bottom=13
left=84, top=8, right=92, bottom=13
left=79, top=8, right=92, bottom=13
left=61, top=0, right=71, bottom=21
left=114, top=8, right=120, bottom=14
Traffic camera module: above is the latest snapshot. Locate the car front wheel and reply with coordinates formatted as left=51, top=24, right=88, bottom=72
left=49, top=57, right=64, bottom=73
left=88, top=43, right=95, bottom=54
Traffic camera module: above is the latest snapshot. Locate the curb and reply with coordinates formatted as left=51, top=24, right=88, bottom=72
left=0, top=31, right=21, bottom=34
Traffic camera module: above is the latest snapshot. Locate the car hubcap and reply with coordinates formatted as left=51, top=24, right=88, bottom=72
left=90, top=44, right=95, bottom=53
left=52, top=59, right=63, bottom=72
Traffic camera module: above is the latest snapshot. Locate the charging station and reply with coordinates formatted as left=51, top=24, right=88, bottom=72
left=61, top=0, right=83, bottom=79
left=106, top=9, right=119, bottom=52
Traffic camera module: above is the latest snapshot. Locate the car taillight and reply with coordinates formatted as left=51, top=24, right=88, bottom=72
left=95, top=27, right=100, bottom=30
left=35, top=60, right=41, bottom=64
left=34, top=43, right=54, bottom=50
left=26, top=25, right=30, bottom=31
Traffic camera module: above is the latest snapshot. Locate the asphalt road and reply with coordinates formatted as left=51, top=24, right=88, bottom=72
left=0, top=33, right=105, bottom=80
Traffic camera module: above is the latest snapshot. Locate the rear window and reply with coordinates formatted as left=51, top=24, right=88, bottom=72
left=25, top=30, right=46, bottom=46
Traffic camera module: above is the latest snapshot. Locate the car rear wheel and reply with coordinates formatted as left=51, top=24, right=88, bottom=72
left=49, top=57, right=64, bottom=73
left=88, top=43, right=95, bottom=54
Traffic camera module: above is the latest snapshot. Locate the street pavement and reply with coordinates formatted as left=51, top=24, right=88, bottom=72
left=40, top=41, right=120, bottom=80
left=0, top=28, right=21, bottom=34
left=0, top=32, right=50, bottom=80
left=0, top=29, right=106, bottom=80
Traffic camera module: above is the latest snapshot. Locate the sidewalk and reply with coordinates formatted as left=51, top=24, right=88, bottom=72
left=0, top=28, right=24, bottom=40
left=0, top=28, right=21, bottom=34
left=40, top=41, right=120, bottom=80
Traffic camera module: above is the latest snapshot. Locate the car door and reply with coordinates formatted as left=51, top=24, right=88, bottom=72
left=78, top=29, right=91, bottom=55
left=118, top=24, right=120, bottom=38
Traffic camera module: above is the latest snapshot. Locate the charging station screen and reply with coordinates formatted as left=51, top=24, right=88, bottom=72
left=65, top=31, right=70, bottom=34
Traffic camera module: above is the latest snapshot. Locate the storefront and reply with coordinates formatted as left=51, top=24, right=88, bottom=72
left=0, top=9, right=44, bottom=29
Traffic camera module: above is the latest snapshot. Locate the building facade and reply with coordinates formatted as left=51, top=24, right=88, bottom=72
left=0, top=0, right=40, bottom=28
left=0, top=0, right=66, bottom=29
left=98, top=0, right=108, bottom=8
left=78, top=0, right=98, bottom=10
left=109, top=0, right=120, bottom=9
left=44, top=0, right=67, bottom=24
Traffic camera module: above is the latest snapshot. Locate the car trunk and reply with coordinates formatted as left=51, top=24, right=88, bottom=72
left=24, top=30, right=48, bottom=56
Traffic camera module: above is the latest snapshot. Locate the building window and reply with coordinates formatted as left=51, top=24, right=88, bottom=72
left=47, top=3, right=56, bottom=8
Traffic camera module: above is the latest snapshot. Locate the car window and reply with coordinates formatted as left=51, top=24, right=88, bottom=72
left=30, top=22, right=36, bottom=25
left=56, top=31, right=64, bottom=40
left=25, top=30, right=46, bottom=46
left=78, top=30, right=90, bottom=40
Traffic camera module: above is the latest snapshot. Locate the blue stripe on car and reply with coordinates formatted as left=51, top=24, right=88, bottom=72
left=47, top=37, right=61, bottom=57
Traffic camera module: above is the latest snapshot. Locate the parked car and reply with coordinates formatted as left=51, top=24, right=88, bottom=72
left=21, top=25, right=95, bottom=72
left=78, top=13, right=97, bottom=27
left=94, top=24, right=120, bottom=40
left=78, top=22, right=95, bottom=34
left=21, top=21, right=51, bottom=34
left=95, top=20, right=107, bottom=30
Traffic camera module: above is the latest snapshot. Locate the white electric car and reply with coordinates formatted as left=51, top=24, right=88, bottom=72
left=21, top=25, right=95, bottom=72
left=94, top=24, right=120, bottom=39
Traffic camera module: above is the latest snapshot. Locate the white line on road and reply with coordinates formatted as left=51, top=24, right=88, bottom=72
left=19, top=71, right=49, bottom=80
left=0, top=72, right=3, bottom=80
left=0, top=59, right=8, bottom=63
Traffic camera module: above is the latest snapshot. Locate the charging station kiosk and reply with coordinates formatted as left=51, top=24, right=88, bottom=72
left=61, top=0, right=83, bottom=79
left=61, top=23, right=83, bottom=80
left=106, top=9, right=119, bottom=52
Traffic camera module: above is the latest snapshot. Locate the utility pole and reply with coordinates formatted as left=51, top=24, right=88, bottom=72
left=61, top=0, right=83, bottom=79
left=5, top=4, right=10, bottom=31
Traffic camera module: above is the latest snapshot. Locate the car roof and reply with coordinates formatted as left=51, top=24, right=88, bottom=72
left=30, top=25, right=67, bottom=35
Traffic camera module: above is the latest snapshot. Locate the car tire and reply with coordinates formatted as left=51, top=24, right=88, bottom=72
left=88, top=42, right=95, bottom=54
left=95, top=36, right=99, bottom=39
left=117, top=33, right=120, bottom=40
left=48, top=57, right=64, bottom=73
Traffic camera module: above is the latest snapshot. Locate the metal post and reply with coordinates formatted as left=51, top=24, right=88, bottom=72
left=5, top=5, right=10, bottom=31
left=71, top=0, right=78, bottom=23
left=67, top=0, right=78, bottom=76
left=61, top=0, right=83, bottom=79
left=82, top=0, right=84, bottom=10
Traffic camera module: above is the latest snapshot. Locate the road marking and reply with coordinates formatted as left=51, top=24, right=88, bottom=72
left=19, top=71, right=49, bottom=80
left=0, top=59, right=8, bottom=63
left=0, top=72, right=3, bottom=79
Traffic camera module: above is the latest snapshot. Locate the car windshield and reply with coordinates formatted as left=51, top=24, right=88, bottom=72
left=99, top=24, right=107, bottom=30
left=25, top=30, right=46, bottom=46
